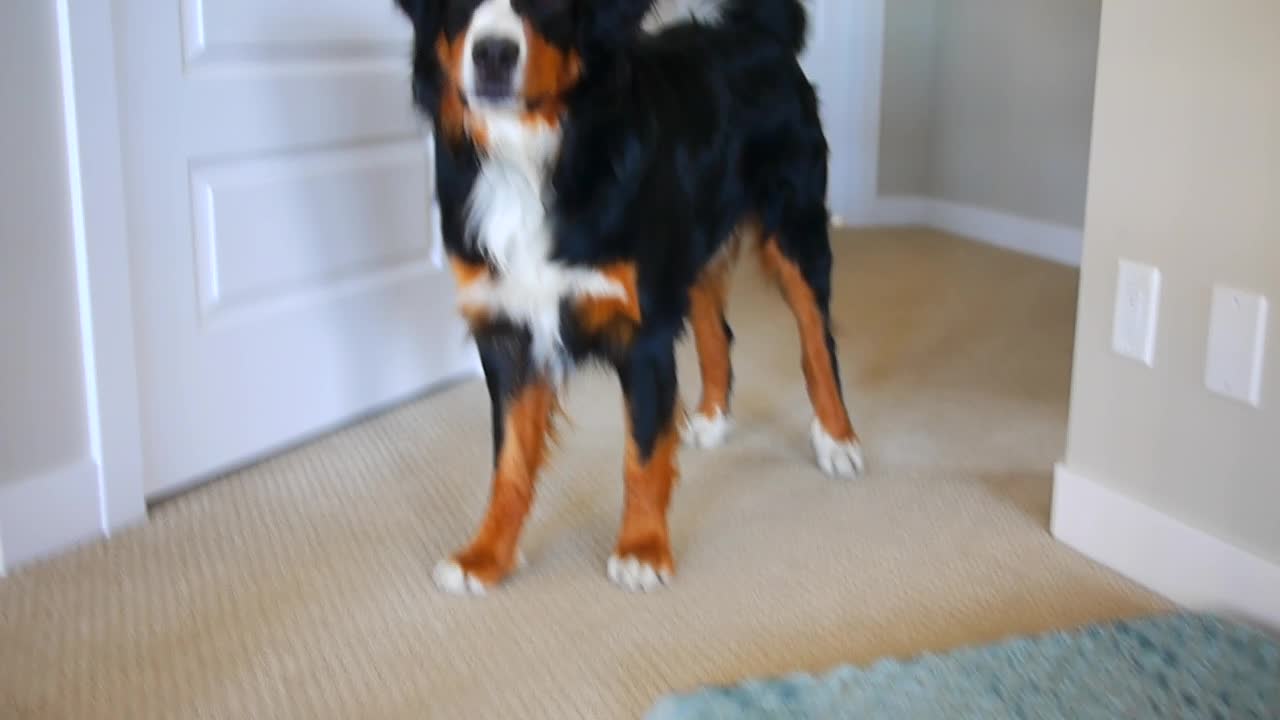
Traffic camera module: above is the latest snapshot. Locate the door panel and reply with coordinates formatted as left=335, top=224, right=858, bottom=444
left=191, top=140, right=433, bottom=319
left=183, top=64, right=419, bottom=158
left=116, top=0, right=475, bottom=495
left=181, top=0, right=412, bottom=62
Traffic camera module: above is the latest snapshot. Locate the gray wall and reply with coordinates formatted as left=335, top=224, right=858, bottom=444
left=0, top=1, right=90, bottom=485
left=878, top=0, right=937, bottom=197
left=879, top=0, right=1102, bottom=228
left=1064, top=0, right=1280, bottom=564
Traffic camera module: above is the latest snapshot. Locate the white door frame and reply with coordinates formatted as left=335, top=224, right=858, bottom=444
left=57, top=0, right=147, bottom=536
left=810, top=0, right=885, bottom=226
left=844, top=0, right=886, bottom=225
left=40, top=0, right=887, bottom=561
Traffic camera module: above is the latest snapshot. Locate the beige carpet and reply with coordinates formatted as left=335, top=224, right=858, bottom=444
left=0, top=229, right=1167, bottom=719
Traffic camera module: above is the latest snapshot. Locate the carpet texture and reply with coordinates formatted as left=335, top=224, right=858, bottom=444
left=0, top=230, right=1169, bottom=719
left=646, top=613, right=1280, bottom=719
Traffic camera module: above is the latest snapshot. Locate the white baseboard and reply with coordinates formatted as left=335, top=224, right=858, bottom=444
left=865, top=195, right=1083, bottom=267
left=1052, top=463, right=1280, bottom=633
left=0, top=459, right=102, bottom=576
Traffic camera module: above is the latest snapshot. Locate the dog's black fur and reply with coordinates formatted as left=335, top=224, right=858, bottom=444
left=399, top=0, right=834, bottom=452
left=395, top=0, right=856, bottom=591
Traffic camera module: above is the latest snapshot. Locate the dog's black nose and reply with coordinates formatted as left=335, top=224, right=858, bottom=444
left=472, top=37, right=520, bottom=78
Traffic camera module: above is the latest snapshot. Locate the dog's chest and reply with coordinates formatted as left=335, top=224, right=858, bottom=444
left=457, top=117, right=628, bottom=368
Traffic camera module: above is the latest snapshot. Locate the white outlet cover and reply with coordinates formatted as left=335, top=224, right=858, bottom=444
left=1112, top=259, right=1162, bottom=367
left=1205, top=286, right=1269, bottom=407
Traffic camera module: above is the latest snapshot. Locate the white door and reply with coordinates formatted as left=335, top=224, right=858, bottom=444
left=797, top=0, right=883, bottom=224
left=114, top=0, right=477, bottom=496
left=645, top=0, right=881, bottom=223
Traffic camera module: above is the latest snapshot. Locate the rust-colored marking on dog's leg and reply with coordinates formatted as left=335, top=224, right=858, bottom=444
left=688, top=253, right=734, bottom=417
left=760, top=238, right=857, bottom=442
left=448, top=255, right=488, bottom=289
left=613, top=414, right=679, bottom=582
left=447, top=255, right=494, bottom=326
left=575, top=262, right=641, bottom=342
left=448, top=381, right=557, bottom=586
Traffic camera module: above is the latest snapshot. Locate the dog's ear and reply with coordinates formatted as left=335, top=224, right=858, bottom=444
left=395, top=0, right=447, bottom=116
left=395, top=0, right=443, bottom=34
left=577, top=0, right=657, bottom=56
left=393, top=0, right=424, bottom=21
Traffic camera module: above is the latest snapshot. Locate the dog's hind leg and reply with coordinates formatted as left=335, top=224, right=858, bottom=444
left=681, top=240, right=738, bottom=449
left=760, top=223, right=866, bottom=480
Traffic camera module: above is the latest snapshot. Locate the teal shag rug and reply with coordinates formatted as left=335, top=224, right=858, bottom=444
left=646, top=613, right=1280, bottom=719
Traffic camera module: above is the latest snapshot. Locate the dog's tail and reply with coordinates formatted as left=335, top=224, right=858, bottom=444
left=717, top=0, right=808, bottom=55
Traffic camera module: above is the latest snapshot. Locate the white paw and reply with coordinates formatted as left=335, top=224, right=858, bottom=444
left=432, top=560, right=489, bottom=596
left=432, top=549, right=524, bottom=597
left=810, top=419, right=866, bottom=479
left=607, top=554, right=672, bottom=593
left=680, top=409, right=732, bottom=449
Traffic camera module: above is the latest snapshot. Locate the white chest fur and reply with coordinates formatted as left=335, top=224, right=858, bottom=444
left=457, top=113, right=626, bottom=372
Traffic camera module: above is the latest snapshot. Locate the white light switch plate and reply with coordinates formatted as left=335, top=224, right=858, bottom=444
left=1112, top=260, right=1162, bottom=366
left=1205, top=286, right=1269, bottom=407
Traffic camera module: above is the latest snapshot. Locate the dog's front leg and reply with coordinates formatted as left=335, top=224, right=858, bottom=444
left=608, top=328, right=681, bottom=592
left=433, top=328, right=554, bottom=595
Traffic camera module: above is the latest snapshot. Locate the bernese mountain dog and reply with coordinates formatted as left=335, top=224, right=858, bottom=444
left=393, top=0, right=866, bottom=594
